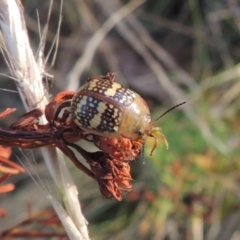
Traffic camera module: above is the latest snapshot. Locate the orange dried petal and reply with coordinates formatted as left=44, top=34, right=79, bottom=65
left=94, top=136, right=143, bottom=161
left=0, top=146, right=11, bottom=159
left=0, top=183, right=15, bottom=193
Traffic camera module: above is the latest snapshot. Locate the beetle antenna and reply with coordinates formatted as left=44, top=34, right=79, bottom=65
left=154, top=102, right=186, bottom=122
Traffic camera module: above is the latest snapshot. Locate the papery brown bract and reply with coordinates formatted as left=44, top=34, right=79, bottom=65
left=44, top=91, right=75, bottom=124
left=0, top=145, right=24, bottom=216
left=84, top=151, right=133, bottom=201
left=94, top=136, right=143, bottom=161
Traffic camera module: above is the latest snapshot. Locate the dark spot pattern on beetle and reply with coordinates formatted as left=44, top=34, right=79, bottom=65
left=108, top=87, right=136, bottom=106
left=71, top=94, right=99, bottom=128
left=71, top=77, right=139, bottom=134
left=85, top=79, right=136, bottom=107
left=95, top=103, right=122, bottom=133
left=71, top=93, right=122, bottom=133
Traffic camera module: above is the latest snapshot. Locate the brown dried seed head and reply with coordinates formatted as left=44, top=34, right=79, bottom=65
left=94, top=136, right=143, bottom=161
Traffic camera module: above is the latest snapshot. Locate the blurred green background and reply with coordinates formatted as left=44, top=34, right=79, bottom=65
left=1, top=0, right=240, bottom=239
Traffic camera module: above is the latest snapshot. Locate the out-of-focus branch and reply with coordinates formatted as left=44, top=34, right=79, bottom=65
left=96, top=0, right=229, bottom=154
left=66, top=0, right=146, bottom=91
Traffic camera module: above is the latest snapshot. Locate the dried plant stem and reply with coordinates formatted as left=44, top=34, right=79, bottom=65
left=192, top=214, right=203, bottom=240
left=0, top=0, right=89, bottom=239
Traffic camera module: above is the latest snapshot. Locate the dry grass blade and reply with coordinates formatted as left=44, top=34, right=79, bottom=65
left=0, top=0, right=47, bottom=111
left=0, top=0, right=89, bottom=239
left=200, top=63, right=240, bottom=90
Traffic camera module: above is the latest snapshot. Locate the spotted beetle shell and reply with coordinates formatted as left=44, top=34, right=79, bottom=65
left=71, top=74, right=152, bottom=140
